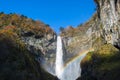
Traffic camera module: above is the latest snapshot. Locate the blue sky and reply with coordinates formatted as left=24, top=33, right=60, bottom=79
left=0, top=0, right=96, bottom=33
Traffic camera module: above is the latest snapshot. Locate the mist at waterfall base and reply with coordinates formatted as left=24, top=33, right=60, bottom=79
left=40, top=36, right=88, bottom=80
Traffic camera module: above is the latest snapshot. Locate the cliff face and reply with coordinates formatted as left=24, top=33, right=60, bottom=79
left=62, top=0, right=120, bottom=58
left=77, top=0, right=120, bottom=80
left=61, top=0, right=120, bottom=80
left=95, top=0, right=120, bottom=48
left=62, top=28, right=93, bottom=63
left=0, top=13, right=57, bottom=80
left=21, top=31, right=57, bottom=75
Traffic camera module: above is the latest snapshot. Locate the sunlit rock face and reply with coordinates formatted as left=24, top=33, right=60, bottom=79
left=61, top=0, right=120, bottom=80
left=77, top=0, right=120, bottom=80
left=96, top=0, right=120, bottom=48
left=62, top=30, right=93, bottom=63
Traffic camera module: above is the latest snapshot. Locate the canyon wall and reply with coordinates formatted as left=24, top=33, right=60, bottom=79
left=0, top=13, right=57, bottom=80
left=62, top=0, right=120, bottom=63
left=95, top=0, right=120, bottom=47
left=21, top=31, right=57, bottom=75
left=78, top=0, right=120, bottom=80
left=61, top=0, right=120, bottom=80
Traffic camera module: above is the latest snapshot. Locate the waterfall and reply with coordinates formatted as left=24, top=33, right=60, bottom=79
left=55, top=36, right=64, bottom=79
left=55, top=36, right=91, bottom=80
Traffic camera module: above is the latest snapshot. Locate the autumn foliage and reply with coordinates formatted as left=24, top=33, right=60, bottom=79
left=0, top=12, right=54, bottom=36
left=0, top=12, right=55, bottom=49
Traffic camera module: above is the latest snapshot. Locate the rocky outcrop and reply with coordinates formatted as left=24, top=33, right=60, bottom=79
left=78, top=0, right=120, bottom=80
left=21, top=31, right=57, bottom=75
left=61, top=0, right=120, bottom=80
left=61, top=14, right=97, bottom=63
left=95, top=0, right=120, bottom=48
left=62, top=32, right=92, bottom=63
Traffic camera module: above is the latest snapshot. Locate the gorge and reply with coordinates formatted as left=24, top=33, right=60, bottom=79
left=0, top=0, right=120, bottom=80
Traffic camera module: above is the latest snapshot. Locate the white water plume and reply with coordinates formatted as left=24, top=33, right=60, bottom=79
left=55, top=36, right=64, bottom=79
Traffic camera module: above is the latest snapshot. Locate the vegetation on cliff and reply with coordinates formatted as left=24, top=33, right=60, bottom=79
left=77, top=44, right=120, bottom=80
left=0, top=12, right=56, bottom=80
left=0, top=12, right=54, bottom=36
left=77, top=0, right=120, bottom=79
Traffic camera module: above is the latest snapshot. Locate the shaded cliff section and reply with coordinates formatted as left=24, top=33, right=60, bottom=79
left=0, top=13, right=57, bottom=80
left=77, top=44, right=120, bottom=80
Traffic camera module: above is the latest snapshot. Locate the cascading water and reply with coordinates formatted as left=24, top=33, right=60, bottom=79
left=55, top=36, right=91, bottom=80
left=55, top=36, right=64, bottom=79
left=61, top=53, right=87, bottom=80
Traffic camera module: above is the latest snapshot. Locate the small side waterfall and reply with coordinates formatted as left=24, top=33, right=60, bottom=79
left=55, top=36, right=64, bottom=79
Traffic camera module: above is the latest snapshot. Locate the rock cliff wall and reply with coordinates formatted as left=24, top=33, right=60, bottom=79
left=61, top=0, right=120, bottom=80
left=94, top=0, right=120, bottom=48
left=21, top=31, right=57, bottom=75
left=62, top=0, right=120, bottom=57
left=77, top=0, right=120, bottom=80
